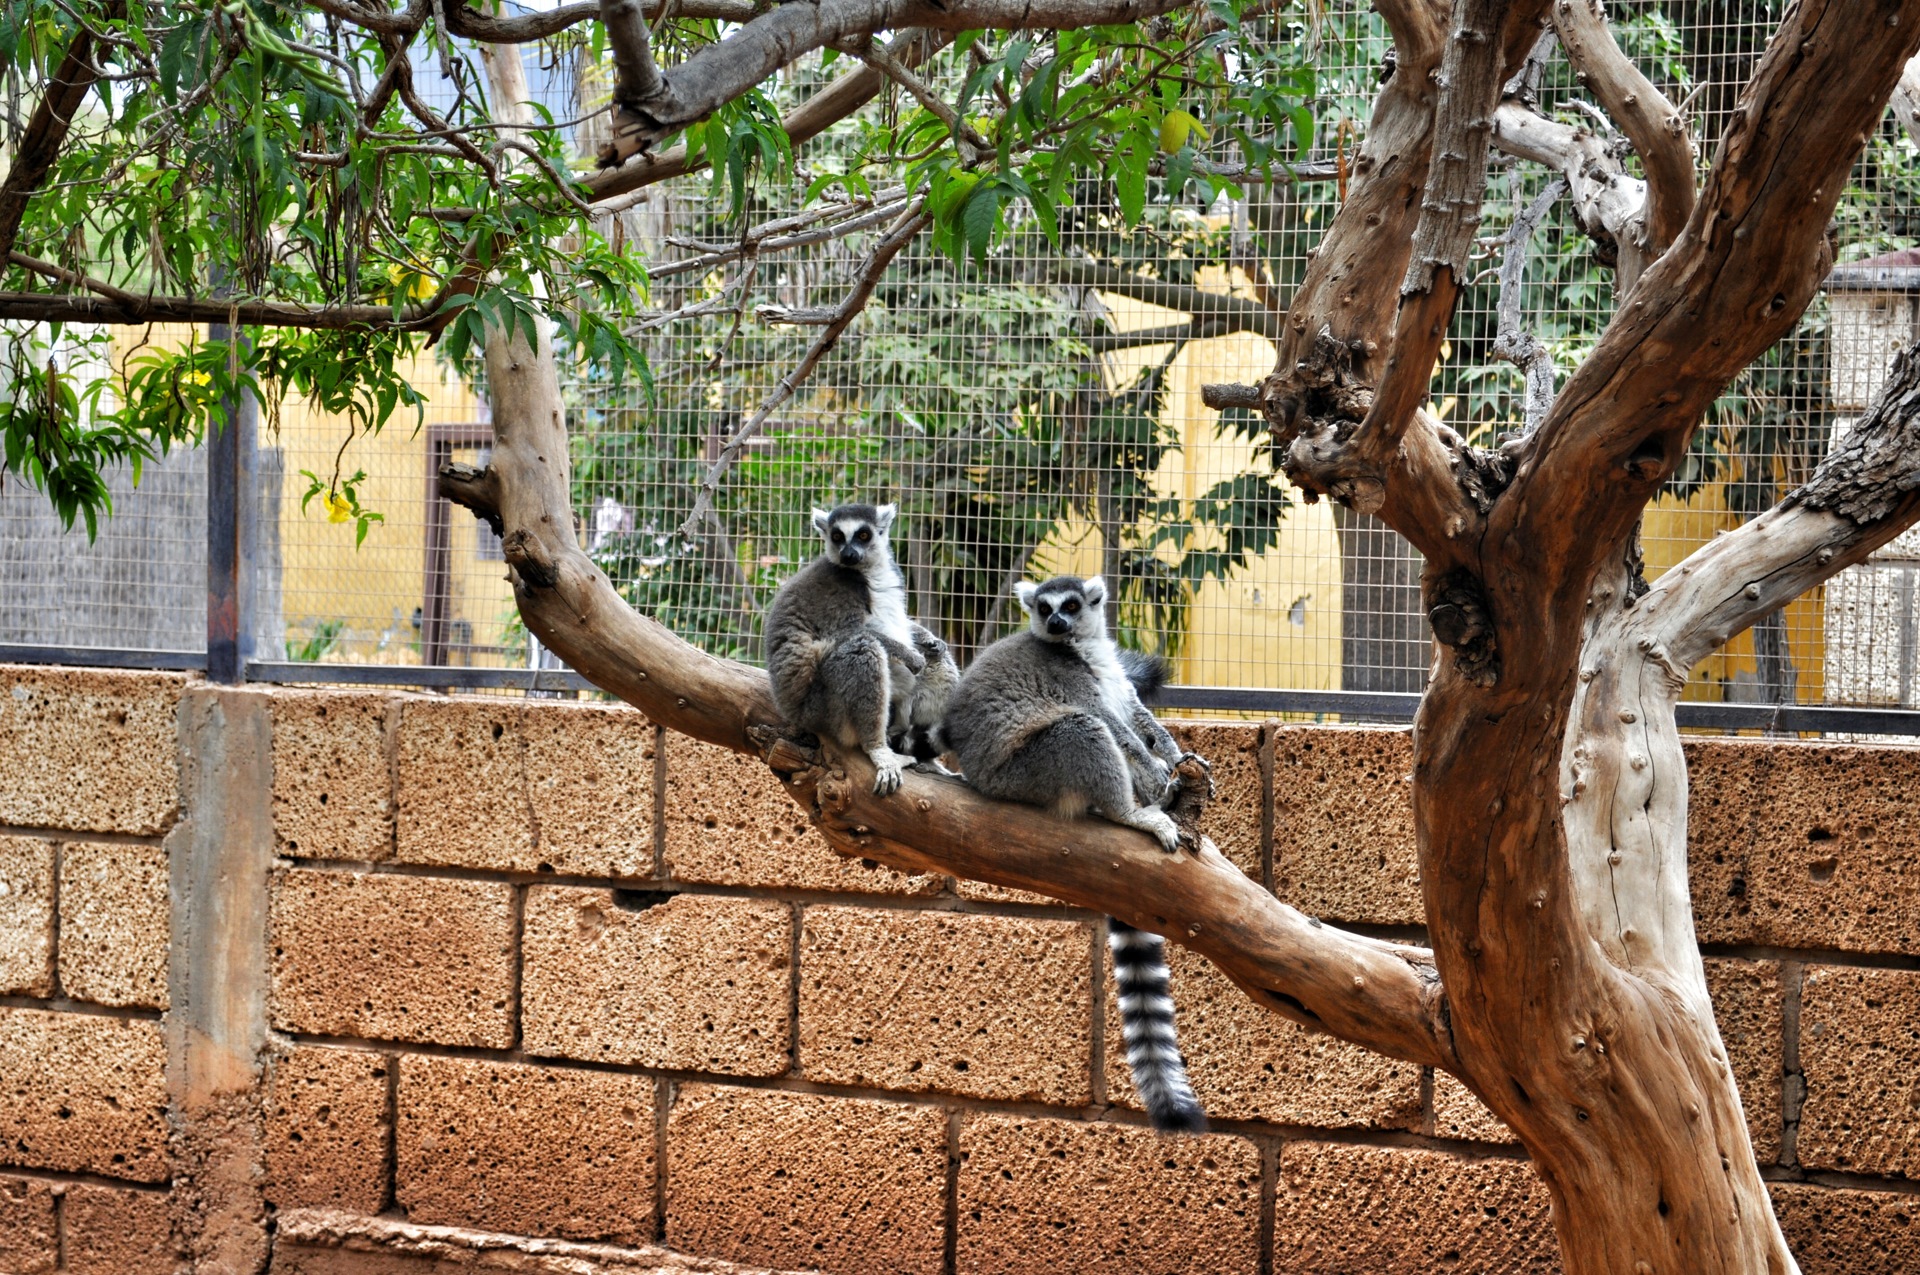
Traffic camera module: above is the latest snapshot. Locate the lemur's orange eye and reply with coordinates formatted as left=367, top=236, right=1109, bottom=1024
left=1063, top=600, right=1081, bottom=614
left=856, top=528, right=872, bottom=542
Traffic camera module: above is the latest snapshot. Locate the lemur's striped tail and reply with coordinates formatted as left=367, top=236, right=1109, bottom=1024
left=1108, top=919, right=1207, bottom=1133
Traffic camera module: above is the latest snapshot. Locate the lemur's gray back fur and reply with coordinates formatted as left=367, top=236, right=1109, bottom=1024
left=936, top=574, right=1204, bottom=1132
left=764, top=502, right=958, bottom=795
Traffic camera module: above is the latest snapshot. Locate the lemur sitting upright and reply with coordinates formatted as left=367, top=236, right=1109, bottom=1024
left=936, top=574, right=1206, bottom=1133
left=764, top=502, right=958, bottom=795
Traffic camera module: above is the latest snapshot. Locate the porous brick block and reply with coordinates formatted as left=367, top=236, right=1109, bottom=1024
left=1688, top=738, right=1920, bottom=954
left=394, top=699, right=534, bottom=872
left=58, top=840, right=169, bottom=1009
left=0, top=1007, right=169, bottom=1181
left=1170, top=720, right=1265, bottom=880
left=0, top=1175, right=57, bottom=1274
left=63, top=1184, right=181, bottom=1275
left=265, top=1045, right=391, bottom=1213
left=271, top=690, right=397, bottom=861
left=956, top=1114, right=1261, bottom=1275
left=666, top=1084, right=946, bottom=1275
left=0, top=835, right=54, bottom=997
left=662, top=734, right=937, bottom=895
left=1797, top=965, right=1920, bottom=1177
left=1771, top=1181, right=1920, bottom=1275
left=521, top=703, right=656, bottom=879
left=1432, top=1072, right=1518, bottom=1144
left=523, top=889, right=790, bottom=1074
left=269, top=869, right=515, bottom=1048
left=1272, top=726, right=1423, bottom=926
left=1706, top=957, right=1784, bottom=1164
left=799, top=906, right=1092, bottom=1103
left=1273, top=1142, right=1558, bottom=1273
left=398, top=1055, right=655, bottom=1245
left=0, top=668, right=183, bottom=835
left=1101, top=939, right=1421, bottom=1129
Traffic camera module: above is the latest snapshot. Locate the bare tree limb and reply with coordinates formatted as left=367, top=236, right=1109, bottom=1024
left=1041, top=259, right=1286, bottom=340
left=1550, top=0, right=1694, bottom=276
left=677, top=204, right=932, bottom=538
left=848, top=36, right=990, bottom=161
left=1892, top=50, right=1920, bottom=147
left=649, top=194, right=913, bottom=280
left=1490, top=101, right=1645, bottom=268
left=1489, top=177, right=1563, bottom=434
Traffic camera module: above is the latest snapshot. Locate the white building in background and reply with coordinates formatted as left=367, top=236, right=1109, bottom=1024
left=1824, top=249, right=1920, bottom=708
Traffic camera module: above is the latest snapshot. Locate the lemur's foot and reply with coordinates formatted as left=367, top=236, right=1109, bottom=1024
left=1173, top=751, right=1216, bottom=801
left=1122, top=804, right=1182, bottom=853
left=868, top=748, right=915, bottom=795
left=910, top=757, right=957, bottom=777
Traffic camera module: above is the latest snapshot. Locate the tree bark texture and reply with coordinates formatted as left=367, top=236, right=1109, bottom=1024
left=444, top=0, right=1920, bottom=1271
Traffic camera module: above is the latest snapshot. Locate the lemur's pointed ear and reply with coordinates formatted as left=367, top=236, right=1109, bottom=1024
left=810, top=508, right=832, bottom=534
left=875, top=503, right=898, bottom=532
left=1083, top=576, right=1108, bottom=606
left=1014, top=581, right=1040, bottom=612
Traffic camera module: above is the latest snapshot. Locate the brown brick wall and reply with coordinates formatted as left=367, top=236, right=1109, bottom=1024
left=4, top=667, right=1919, bottom=1275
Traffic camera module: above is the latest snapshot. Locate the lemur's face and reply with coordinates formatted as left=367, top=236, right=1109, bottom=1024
left=811, top=502, right=896, bottom=569
left=1016, top=575, right=1109, bottom=643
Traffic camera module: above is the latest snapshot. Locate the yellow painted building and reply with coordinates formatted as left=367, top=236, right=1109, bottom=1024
left=104, top=290, right=1821, bottom=697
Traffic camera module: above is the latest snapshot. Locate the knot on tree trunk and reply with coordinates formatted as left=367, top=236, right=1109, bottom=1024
left=1263, top=326, right=1382, bottom=508
left=1453, top=441, right=1519, bottom=513
left=1426, top=567, right=1500, bottom=686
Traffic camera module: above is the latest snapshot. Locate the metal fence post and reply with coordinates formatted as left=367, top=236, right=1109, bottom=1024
left=206, top=321, right=246, bottom=684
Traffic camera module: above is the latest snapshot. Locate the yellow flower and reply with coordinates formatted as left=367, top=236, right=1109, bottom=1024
left=387, top=260, right=437, bottom=301
left=187, top=370, right=211, bottom=386
left=324, top=492, right=352, bottom=524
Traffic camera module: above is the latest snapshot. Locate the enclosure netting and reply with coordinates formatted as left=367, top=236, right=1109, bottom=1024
left=3, top=1, right=1916, bottom=713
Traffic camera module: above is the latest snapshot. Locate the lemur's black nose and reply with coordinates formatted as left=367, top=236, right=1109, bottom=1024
left=1046, top=615, right=1071, bottom=635
left=839, top=547, right=865, bottom=566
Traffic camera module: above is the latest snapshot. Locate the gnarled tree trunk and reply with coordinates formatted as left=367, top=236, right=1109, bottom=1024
left=442, top=2, right=1920, bottom=1272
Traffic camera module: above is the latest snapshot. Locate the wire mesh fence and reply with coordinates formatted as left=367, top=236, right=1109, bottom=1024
left=4, top=1, right=1920, bottom=728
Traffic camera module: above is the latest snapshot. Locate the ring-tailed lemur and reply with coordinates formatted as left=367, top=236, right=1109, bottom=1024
left=764, top=502, right=959, bottom=795
left=936, top=574, right=1206, bottom=1132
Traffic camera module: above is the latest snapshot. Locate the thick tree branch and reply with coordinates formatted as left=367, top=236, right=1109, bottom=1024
left=594, top=0, right=1192, bottom=166
left=1377, top=0, right=1447, bottom=73
left=601, top=0, right=667, bottom=112
left=0, top=287, right=442, bottom=329
left=447, top=316, right=1460, bottom=1078
left=1550, top=0, right=1693, bottom=277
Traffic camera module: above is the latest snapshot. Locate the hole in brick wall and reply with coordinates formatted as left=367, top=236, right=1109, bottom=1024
left=1808, top=827, right=1835, bottom=842
left=1808, top=857, right=1839, bottom=883
left=492, top=723, right=505, bottom=741
left=611, top=888, right=672, bottom=912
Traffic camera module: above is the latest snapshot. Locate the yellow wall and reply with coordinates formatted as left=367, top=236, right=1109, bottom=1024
left=104, top=326, right=517, bottom=667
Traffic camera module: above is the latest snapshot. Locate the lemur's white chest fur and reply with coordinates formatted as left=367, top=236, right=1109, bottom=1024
left=1071, top=634, right=1139, bottom=725
left=865, top=561, right=914, bottom=648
